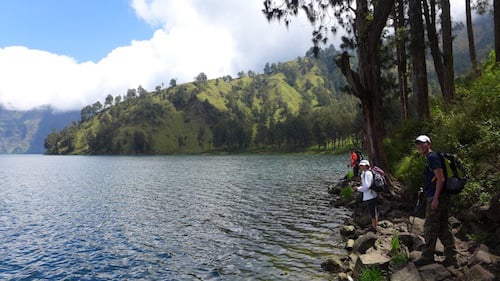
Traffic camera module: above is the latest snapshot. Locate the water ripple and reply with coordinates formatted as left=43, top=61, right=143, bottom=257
left=0, top=155, right=349, bottom=280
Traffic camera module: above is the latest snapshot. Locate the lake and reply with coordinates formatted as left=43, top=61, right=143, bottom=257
left=0, top=154, right=350, bottom=280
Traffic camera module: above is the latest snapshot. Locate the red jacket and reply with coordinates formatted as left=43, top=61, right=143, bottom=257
left=351, top=151, right=358, bottom=167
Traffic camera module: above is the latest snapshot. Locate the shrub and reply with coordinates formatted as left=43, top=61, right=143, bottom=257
left=347, top=170, right=354, bottom=180
left=389, top=53, right=500, bottom=210
left=341, top=186, right=354, bottom=202
left=359, top=266, right=384, bottom=281
left=390, top=233, right=408, bottom=264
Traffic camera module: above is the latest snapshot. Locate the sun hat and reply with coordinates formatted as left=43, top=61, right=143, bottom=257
left=415, top=135, right=431, bottom=144
left=359, top=160, right=370, bottom=166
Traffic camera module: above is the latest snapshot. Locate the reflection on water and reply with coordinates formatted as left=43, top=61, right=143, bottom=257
left=0, top=155, right=350, bottom=280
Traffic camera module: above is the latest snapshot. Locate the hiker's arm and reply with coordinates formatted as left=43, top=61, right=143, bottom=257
left=356, top=172, right=373, bottom=192
left=432, top=167, right=445, bottom=210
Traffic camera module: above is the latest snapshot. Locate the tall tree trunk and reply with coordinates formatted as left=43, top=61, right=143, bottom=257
left=396, top=0, right=409, bottom=120
left=409, top=0, right=430, bottom=120
left=466, top=0, right=480, bottom=76
left=441, top=0, right=456, bottom=102
left=495, top=0, right=500, bottom=63
left=339, top=0, right=395, bottom=169
left=423, top=0, right=445, bottom=96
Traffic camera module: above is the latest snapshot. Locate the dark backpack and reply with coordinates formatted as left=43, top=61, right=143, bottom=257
left=355, top=150, right=364, bottom=164
left=370, top=166, right=389, bottom=193
left=437, top=152, right=468, bottom=194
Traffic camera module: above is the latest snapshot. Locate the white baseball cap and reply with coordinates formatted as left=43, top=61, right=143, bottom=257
left=415, top=135, right=431, bottom=144
left=359, top=160, right=370, bottom=166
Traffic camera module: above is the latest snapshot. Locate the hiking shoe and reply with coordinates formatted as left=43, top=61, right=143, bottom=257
left=441, top=258, right=459, bottom=268
left=413, top=257, right=434, bottom=266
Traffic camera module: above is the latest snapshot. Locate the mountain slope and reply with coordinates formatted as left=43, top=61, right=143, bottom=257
left=44, top=55, right=361, bottom=155
left=0, top=106, right=80, bottom=153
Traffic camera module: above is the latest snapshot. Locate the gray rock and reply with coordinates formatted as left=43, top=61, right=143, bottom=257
left=391, top=263, right=422, bottom=281
left=321, top=256, right=344, bottom=273
left=418, top=263, right=451, bottom=281
left=467, top=264, right=495, bottom=281
left=354, top=252, right=391, bottom=279
left=352, top=232, right=378, bottom=254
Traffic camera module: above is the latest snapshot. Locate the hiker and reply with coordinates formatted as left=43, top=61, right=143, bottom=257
left=352, top=159, right=378, bottom=233
left=349, top=147, right=361, bottom=178
left=413, top=135, right=458, bottom=267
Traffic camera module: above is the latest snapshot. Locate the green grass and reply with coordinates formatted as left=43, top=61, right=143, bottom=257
left=359, top=266, right=384, bottom=281
left=341, top=186, right=354, bottom=201
left=390, top=233, right=408, bottom=264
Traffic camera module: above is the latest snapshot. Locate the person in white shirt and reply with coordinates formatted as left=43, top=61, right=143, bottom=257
left=353, top=160, right=378, bottom=233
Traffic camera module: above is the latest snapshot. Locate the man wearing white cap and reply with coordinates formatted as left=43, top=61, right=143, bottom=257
left=414, top=135, right=458, bottom=267
left=352, top=159, right=378, bottom=233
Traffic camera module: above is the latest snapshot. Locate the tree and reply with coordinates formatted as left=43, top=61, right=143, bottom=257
left=169, top=78, right=177, bottom=88
left=137, top=85, right=147, bottom=97
left=395, top=0, right=409, bottom=120
left=264, top=62, right=273, bottom=74
left=114, top=95, right=122, bottom=105
left=470, top=0, right=492, bottom=72
left=105, top=94, right=114, bottom=108
left=133, top=130, right=148, bottom=154
left=195, top=72, right=208, bottom=83
left=410, top=0, right=430, bottom=120
left=495, top=0, right=500, bottom=64
left=423, top=0, right=455, bottom=102
left=44, top=130, right=60, bottom=154
left=80, top=105, right=93, bottom=122
left=312, top=120, right=327, bottom=151
left=441, top=0, right=456, bottom=102
left=92, top=101, right=103, bottom=113
left=126, top=88, right=137, bottom=100
left=265, top=0, right=396, bottom=168
left=466, top=0, right=480, bottom=77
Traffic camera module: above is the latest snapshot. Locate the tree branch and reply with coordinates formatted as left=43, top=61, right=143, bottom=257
left=338, top=52, right=365, bottom=98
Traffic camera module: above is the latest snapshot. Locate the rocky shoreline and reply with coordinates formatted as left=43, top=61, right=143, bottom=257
left=322, top=178, right=500, bottom=281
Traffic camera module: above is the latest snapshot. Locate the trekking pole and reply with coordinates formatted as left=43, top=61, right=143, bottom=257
left=408, top=187, right=423, bottom=233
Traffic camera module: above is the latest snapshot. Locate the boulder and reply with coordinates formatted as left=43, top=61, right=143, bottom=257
left=471, top=248, right=499, bottom=265
left=352, top=232, right=378, bottom=254
left=346, top=239, right=355, bottom=251
left=390, top=263, right=422, bottom=281
left=398, top=232, right=425, bottom=251
left=340, top=225, right=356, bottom=238
left=321, top=256, right=344, bottom=273
left=467, top=264, right=495, bottom=281
left=417, top=263, right=451, bottom=281
left=353, top=252, right=391, bottom=279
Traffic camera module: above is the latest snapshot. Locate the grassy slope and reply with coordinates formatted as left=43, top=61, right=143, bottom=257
left=58, top=58, right=334, bottom=155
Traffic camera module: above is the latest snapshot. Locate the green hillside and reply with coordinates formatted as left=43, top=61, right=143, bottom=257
left=45, top=50, right=361, bottom=155
left=44, top=11, right=496, bottom=156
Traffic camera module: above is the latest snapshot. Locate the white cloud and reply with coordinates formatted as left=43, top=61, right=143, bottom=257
left=13, top=0, right=476, bottom=111
left=0, top=0, right=317, bottom=111
left=0, top=46, right=99, bottom=111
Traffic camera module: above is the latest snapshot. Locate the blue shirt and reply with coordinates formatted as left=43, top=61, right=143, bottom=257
left=424, top=152, right=442, bottom=197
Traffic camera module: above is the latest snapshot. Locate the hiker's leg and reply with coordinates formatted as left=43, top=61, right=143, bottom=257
left=422, top=197, right=439, bottom=259
left=438, top=195, right=457, bottom=260
left=367, top=198, right=378, bottom=231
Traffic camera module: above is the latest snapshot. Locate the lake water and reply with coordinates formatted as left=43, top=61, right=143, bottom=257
left=0, top=154, right=350, bottom=280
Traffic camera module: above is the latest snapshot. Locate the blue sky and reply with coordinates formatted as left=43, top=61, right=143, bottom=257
left=0, top=0, right=152, bottom=62
left=0, top=0, right=466, bottom=111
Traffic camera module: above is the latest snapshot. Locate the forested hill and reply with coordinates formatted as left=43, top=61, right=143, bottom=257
left=44, top=47, right=362, bottom=155
left=43, top=11, right=495, bottom=156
